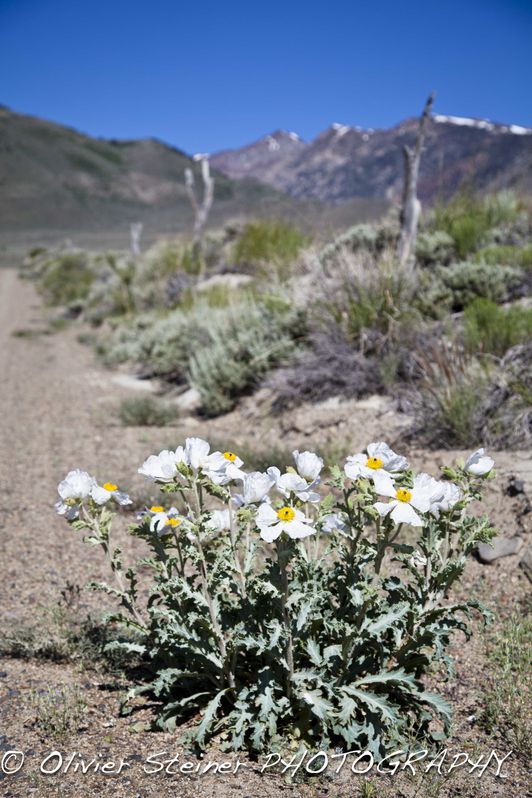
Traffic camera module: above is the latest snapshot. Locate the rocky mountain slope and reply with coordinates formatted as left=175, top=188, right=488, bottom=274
left=212, top=115, right=532, bottom=204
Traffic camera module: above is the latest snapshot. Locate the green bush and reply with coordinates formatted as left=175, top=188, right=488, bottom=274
left=474, top=244, right=532, bottom=270
left=415, top=230, right=455, bottom=266
left=464, top=299, right=532, bottom=357
left=189, top=300, right=303, bottom=416
left=416, top=261, right=522, bottom=316
left=432, top=191, right=523, bottom=259
left=232, top=219, right=307, bottom=269
left=118, top=396, right=179, bottom=427
left=319, top=223, right=396, bottom=266
left=39, top=251, right=94, bottom=307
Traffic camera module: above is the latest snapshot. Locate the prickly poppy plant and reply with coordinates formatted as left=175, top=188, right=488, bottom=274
left=55, top=440, right=496, bottom=753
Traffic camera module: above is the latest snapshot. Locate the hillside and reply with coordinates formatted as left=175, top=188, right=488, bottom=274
left=0, top=107, right=386, bottom=249
left=211, top=115, right=532, bottom=204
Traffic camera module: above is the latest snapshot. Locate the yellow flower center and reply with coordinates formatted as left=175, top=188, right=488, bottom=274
left=167, top=518, right=182, bottom=528
left=366, top=457, right=384, bottom=470
left=277, top=506, right=296, bottom=522
left=103, top=482, right=118, bottom=492
left=396, top=488, right=412, bottom=503
left=223, top=451, right=237, bottom=461
left=150, top=505, right=164, bottom=513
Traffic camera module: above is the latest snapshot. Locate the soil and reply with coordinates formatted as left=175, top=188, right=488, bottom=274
left=0, top=268, right=530, bottom=798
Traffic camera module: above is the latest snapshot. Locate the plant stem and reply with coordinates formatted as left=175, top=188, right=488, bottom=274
left=276, top=538, right=294, bottom=699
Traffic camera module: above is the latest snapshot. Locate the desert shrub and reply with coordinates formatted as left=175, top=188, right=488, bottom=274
left=416, top=261, right=523, bottom=317
left=268, top=329, right=384, bottom=411
left=464, top=298, right=532, bottom=357
left=474, top=244, right=532, bottom=270
left=55, top=437, right=495, bottom=753
left=481, top=613, right=531, bottom=760
left=314, top=248, right=416, bottom=344
left=411, top=346, right=491, bottom=447
left=189, top=300, right=304, bottom=416
left=415, top=230, right=455, bottom=266
left=479, top=344, right=532, bottom=449
left=39, top=251, right=95, bottom=307
left=232, top=219, right=307, bottom=271
left=319, top=223, right=397, bottom=267
left=118, top=396, right=178, bottom=427
left=432, top=191, right=523, bottom=259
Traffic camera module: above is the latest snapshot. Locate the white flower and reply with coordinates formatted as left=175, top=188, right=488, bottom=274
left=292, top=450, right=323, bottom=483
left=207, top=509, right=232, bottom=532
left=267, top=467, right=320, bottom=503
left=184, top=438, right=243, bottom=484
left=409, top=552, right=428, bottom=569
left=57, top=469, right=96, bottom=500
left=321, top=512, right=347, bottom=534
left=373, top=473, right=436, bottom=527
left=256, top=503, right=315, bottom=542
left=345, top=441, right=408, bottom=493
left=228, top=468, right=275, bottom=505
left=138, top=449, right=184, bottom=482
left=465, top=448, right=494, bottom=477
left=429, top=480, right=461, bottom=518
left=55, top=469, right=96, bottom=519
left=90, top=481, right=132, bottom=506
left=149, top=506, right=183, bottom=536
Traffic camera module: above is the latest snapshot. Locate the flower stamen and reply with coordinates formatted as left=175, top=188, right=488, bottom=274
left=103, top=482, right=118, bottom=492
left=277, top=506, right=296, bottom=522
left=396, top=488, right=412, bottom=503
left=223, top=451, right=237, bottom=461
left=366, top=457, right=384, bottom=470
left=167, top=518, right=182, bottom=528
left=150, top=505, right=164, bottom=513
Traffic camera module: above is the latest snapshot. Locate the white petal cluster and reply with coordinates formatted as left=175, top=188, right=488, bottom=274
left=149, top=506, right=184, bottom=536
left=229, top=468, right=275, bottom=506
left=374, top=473, right=461, bottom=527
left=345, top=441, right=408, bottom=493
left=138, top=438, right=243, bottom=485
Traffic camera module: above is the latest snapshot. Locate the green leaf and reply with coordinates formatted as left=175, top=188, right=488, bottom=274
left=300, top=689, right=334, bottom=720
left=196, top=689, right=229, bottom=748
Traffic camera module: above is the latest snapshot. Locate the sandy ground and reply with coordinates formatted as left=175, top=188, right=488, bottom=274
left=0, top=268, right=530, bottom=798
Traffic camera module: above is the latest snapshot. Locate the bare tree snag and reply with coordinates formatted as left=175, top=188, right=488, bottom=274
left=397, top=92, right=435, bottom=270
left=130, top=222, right=143, bottom=257
left=184, top=155, right=215, bottom=247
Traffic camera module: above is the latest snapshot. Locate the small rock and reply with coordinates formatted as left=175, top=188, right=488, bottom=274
left=506, top=476, right=526, bottom=497
left=519, top=546, right=532, bottom=582
left=477, top=535, right=523, bottom=564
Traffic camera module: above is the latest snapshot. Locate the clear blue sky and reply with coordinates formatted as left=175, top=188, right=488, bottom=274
left=1, top=0, right=531, bottom=153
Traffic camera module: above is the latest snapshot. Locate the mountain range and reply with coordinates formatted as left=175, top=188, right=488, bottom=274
left=211, top=115, right=532, bottom=204
left=1, top=105, right=531, bottom=253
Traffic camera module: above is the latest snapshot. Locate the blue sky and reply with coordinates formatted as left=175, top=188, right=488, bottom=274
left=1, top=0, right=531, bottom=153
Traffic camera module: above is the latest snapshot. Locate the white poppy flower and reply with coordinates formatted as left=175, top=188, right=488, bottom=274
left=138, top=449, right=183, bottom=482
left=228, top=468, right=275, bottom=505
left=267, top=467, right=320, bottom=503
left=256, top=503, right=315, bottom=543
left=429, top=480, right=461, bottom=518
left=55, top=469, right=96, bottom=519
left=465, top=448, right=494, bottom=476
left=292, top=450, right=323, bottom=483
left=183, top=438, right=243, bottom=484
left=57, top=469, right=96, bottom=500
left=90, top=482, right=132, bottom=506
left=149, top=506, right=183, bottom=536
left=321, top=512, right=347, bottom=534
left=373, top=473, right=436, bottom=527
left=207, top=509, right=232, bottom=532
left=345, top=441, right=408, bottom=493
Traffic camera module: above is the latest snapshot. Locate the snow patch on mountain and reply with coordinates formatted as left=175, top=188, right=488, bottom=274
left=434, top=114, right=532, bottom=135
